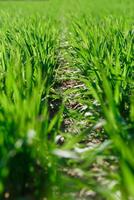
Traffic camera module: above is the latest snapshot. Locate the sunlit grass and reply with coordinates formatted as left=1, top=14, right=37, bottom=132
left=0, top=0, right=134, bottom=199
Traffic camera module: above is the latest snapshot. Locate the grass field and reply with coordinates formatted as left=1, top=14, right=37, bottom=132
left=0, top=0, right=134, bottom=199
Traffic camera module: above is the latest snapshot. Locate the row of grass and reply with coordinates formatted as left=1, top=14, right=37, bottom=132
left=0, top=7, right=63, bottom=199
left=69, top=15, right=134, bottom=199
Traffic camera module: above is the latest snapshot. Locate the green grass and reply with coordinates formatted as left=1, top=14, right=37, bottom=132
left=0, top=5, right=62, bottom=199
left=0, top=0, right=134, bottom=199
left=70, top=15, right=134, bottom=198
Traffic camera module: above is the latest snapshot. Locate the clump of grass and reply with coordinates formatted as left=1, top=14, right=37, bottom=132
left=70, top=13, right=134, bottom=199
left=0, top=11, right=63, bottom=199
